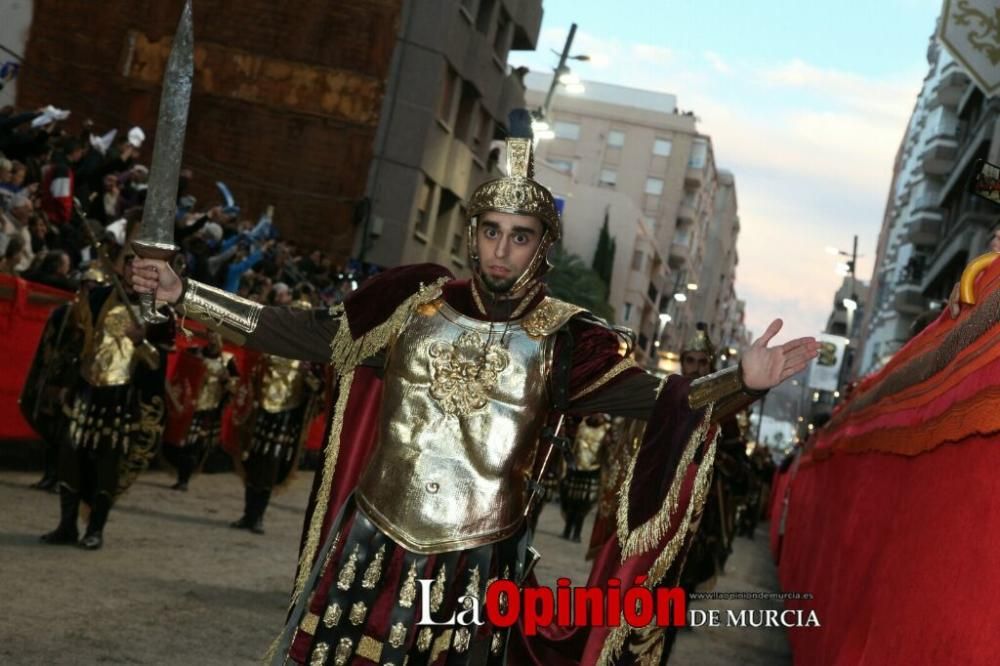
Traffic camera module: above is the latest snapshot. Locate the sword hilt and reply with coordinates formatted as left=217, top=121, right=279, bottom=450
left=131, top=240, right=179, bottom=325
left=139, top=292, right=169, bottom=324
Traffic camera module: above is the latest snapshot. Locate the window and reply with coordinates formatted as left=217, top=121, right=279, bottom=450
left=623, top=302, right=633, bottom=322
left=607, top=130, right=625, bottom=147
left=647, top=283, right=659, bottom=304
left=546, top=159, right=574, bottom=175
left=554, top=121, right=580, bottom=140
left=599, top=168, right=617, bottom=188
left=631, top=250, right=644, bottom=271
left=645, top=177, right=664, bottom=195
left=454, top=82, right=478, bottom=143
left=653, top=138, right=672, bottom=156
left=493, top=10, right=512, bottom=61
left=438, top=65, right=458, bottom=126
left=674, top=226, right=691, bottom=247
left=414, top=177, right=435, bottom=238
left=476, top=0, right=496, bottom=34
left=435, top=189, right=459, bottom=247
left=471, top=107, right=492, bottom=158
left=689, top=138, right=708, bottom=168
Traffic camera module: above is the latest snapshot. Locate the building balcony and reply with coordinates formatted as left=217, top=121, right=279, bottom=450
left=920, top=135, right=958, bottom=175
left=668, top=238, right=692, bottom=270
left=906, top=208, right=943, bottom=246
left=677, top=199, right=696, bottom=223
left=930, top=65, right=969, bottom=109
left=684, top=166, right=704, bottom=189
left=893, top=283, right=926, bottom=316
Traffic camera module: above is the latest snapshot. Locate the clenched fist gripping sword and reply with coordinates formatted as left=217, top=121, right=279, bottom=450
left=132, top=0, right=194, bottom=323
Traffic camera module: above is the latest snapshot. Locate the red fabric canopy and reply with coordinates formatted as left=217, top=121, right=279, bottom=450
left=777, top=257, right=1000, bottom=665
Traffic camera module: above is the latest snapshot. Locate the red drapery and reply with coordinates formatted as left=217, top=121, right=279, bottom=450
left=777, top=258, right=1000, bottom=665
left=0, top=275, right=73, bottom=440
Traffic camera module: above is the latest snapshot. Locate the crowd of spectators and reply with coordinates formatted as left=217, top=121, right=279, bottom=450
left=0, top=104, right=365, bottom=306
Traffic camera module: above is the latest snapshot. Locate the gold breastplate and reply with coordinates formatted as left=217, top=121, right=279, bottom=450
left=356, top=299, right=557, bottom=554
left=574, top=420, right=609, bottom=471
left=195, top=353, right=232, bottom=412
left=80, top=298, right=137, bottom=387
left=260, top=354, right=307, bottom=413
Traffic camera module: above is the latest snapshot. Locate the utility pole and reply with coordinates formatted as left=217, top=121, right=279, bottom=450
left=849, top=234, right=858, bottom=298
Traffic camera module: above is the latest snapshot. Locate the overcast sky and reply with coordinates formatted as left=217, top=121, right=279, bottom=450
left=510, top=0, right=943, bottom=341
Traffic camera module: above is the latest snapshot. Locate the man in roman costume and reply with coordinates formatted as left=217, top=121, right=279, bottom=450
left=130, top=111, right=817, bottom=665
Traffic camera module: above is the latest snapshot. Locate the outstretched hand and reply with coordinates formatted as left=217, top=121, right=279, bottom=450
left=741, top=319, right=820, bottom=391
left=127, top=258, right=184, bottom=305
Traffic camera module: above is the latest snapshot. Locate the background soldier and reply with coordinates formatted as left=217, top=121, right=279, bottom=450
left=20, top=265, right=106, bottom=490
left=162, top=331, right=239, bottom=491
left=40, top=266, right=172, bottom=550
left=560, top=413, right=610, bottom=542
left=231, top=298, right=322, bottom=535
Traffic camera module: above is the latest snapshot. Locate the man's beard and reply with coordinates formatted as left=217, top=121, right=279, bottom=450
left=480, top=272, right=517, bottom=294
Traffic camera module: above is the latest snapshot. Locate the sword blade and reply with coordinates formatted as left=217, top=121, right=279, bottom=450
left=138, top=0, right=194, bottom=246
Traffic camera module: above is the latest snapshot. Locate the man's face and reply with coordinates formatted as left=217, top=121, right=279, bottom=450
left=57, top=254, right=71, bottom=276
left=11, top=166, right=26, bottom=186
left=990, top=228, right=1000, bottom=254
left=681, top=351, right=712, bottom=379
left=475, top=211, right=544, bottom=293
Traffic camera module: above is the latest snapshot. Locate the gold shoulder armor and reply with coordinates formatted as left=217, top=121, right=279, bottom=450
left=522, top=297, right=586, bottom=337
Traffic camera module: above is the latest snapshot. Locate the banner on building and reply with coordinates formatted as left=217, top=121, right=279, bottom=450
left=807, top=333, right=850, bottom=392
left=939, top=0, right=1000, bottom=96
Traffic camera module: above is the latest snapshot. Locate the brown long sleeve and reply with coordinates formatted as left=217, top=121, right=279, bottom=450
left=570, top=371, right=661, bottom=419
left=178, top=279, right=340, bottom=363
left=245, top=306, right=340, bottom=363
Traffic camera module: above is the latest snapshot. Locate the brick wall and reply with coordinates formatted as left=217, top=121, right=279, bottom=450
left=17, top=0, right=401, bottom=260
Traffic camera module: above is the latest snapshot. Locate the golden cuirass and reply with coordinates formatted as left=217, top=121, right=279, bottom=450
left=80, top=300, right=138, bottom=387
left=260, top=354, right=308, bottom=413
left=574, top=420, right=609, bottom=471
left=356, top=299, right=558, bottom=554
left=195, top=352, right=232, bottom=412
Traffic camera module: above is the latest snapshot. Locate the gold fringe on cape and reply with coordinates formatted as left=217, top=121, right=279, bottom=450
left=599, top=408, right=719, bottom=666
left=616, top=405, right=714, bottom=559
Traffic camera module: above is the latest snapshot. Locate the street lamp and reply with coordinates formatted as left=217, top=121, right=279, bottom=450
left=673, top=292, right=688, bottom=303
left=537, top=23, right=590, bottom=128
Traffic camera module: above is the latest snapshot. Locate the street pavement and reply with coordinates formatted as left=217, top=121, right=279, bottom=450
left=0, top=466, right=790, bottom=664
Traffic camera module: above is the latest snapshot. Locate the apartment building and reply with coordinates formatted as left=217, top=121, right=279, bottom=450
left=358, top=0, right=543, bottom=271
left=525, top=74, right=747, bottom=368
left=858, top=37, right=1000, bottom=375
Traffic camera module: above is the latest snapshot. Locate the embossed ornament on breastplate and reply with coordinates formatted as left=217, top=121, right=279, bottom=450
left=355, top=300, right=554, bottom=554
left=195, top=355, right=229, bottom=411
left=260, top=355, right=307, bottom=413
left=81, top=302, right=137, bottom=387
